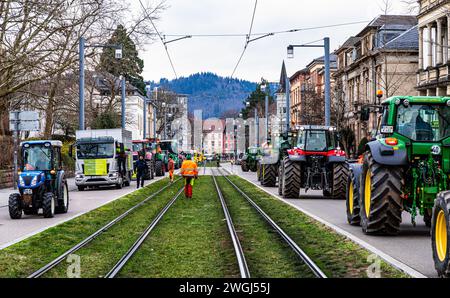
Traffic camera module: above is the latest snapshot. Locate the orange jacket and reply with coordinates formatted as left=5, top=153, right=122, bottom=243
left=168, top=159, right=175, bottom=171
left=180, top=160, right=198, bottom=177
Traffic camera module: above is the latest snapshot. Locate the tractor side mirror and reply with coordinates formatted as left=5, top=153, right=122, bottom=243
left=360, top=107, right=370, bottom=121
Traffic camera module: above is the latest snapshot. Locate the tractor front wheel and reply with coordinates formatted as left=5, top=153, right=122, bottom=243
left=281, top=157, right=302, bottom=198
left=155, top=160, right=164, bottom=177
left=261, top=164, right=277, bottom=187
left=42, top=192, right=55, bottom=218
left=346, top=165, right=362, bottom=226
left=360, top=152, right=404, bottom=235
left=55, top=180, right=69, bottom=214
left=8, top=194, right=22, bottom=219
left=241, top=161, right=249, bottom=172
left=432, top=191, right=450, bottom=277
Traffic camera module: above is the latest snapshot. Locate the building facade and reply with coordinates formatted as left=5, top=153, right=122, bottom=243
left=290, top=55, right=337, bottom=126
left=333, top=15, right=418, bottom=145
left=417, top=0, right=450, bottom=95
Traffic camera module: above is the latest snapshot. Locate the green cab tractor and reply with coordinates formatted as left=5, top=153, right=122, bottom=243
left=346, top=96, right=450, bottom=236
left=9, top=140, right=69, bottom=219
left=241, top=147, right=262, bottom=172
left=257, top=137, right=293, bottom=188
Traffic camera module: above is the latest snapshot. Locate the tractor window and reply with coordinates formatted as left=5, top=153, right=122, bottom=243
left=297, top=130, right=328, bottom=152
left=23, top=145, right=52, bottom=171
left=381, top=105, right=390, bottom=126
left=132, top=143, right=144, bottom=152
left=395, top=105, right=450, bottom=141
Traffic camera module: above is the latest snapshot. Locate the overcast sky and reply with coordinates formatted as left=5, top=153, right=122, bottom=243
left=136, top=0, right=416, bottom=83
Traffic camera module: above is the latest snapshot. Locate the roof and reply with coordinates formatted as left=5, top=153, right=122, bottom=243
left=306, top=54, right=337, bottom=69
left=21, top=140, right=63, bottom=147
left=383, top=25, right=419, bottom=50
left=289, top=68, right=308, bottom=81
left=356, top=15, right=417, bottom=37
left=278, top=61, right=287, bottom=93
left=382, top=96, right=450, bottom=105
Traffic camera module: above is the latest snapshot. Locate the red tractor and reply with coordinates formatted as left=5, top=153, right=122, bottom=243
left=132, top=139, right=155, bottom=180
left=278, top=126, right=349, bottom=199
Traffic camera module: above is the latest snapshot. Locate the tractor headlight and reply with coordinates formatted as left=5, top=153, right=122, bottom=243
left=447, top=100, right=450, bottom=107
left=30, top=176, right=38, bottom=187
left=431, top=145, right=442, bottom=155
left=75, top=173, right=84, bottom=179
left=19, top=176, right=25, bottom=187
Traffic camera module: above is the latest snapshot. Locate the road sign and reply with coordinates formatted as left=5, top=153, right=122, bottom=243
left=9, top=111, right=40, bottom=132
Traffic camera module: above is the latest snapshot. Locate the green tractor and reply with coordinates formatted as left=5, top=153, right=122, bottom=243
left=346, top=96, right=449, bottom=236
left=241, top=147, right=261, bottom=172
left=257, top=137, right=293, bottom=187
left=9, top=141, right=69, bottom=219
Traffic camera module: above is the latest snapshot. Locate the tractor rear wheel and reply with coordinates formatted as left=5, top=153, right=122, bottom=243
left=330, top=163, right=349, bottom=200
left=281, top=157, right=302, bottom=198
left=55, top=180, right=69, bottom=214
left=432, top=191, right=450, bottom=277
left=360, top=152, right=404, bottom=235
left=257, top=162, right=262, bottom=181
left=8, top=194, right=22, bottom=219
left=155, top=160, right=164, bottom=177
left=261, top=164, right=277, bottom=187
left=241, top=161, right=249, bottom=172
left=346, top=165, right=362, bottom=226
left=42, top=192, right=55, bottom=218
left=278, top=165, right=284, bottom=195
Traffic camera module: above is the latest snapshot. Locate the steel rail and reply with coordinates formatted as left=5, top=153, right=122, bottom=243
left=105, top=187, right=184, bottom=278
left=211, top=170, right=250, bottom=278
left=217, top=168, right=327, bottom=278
left=28, top=178, right=182, bottom=278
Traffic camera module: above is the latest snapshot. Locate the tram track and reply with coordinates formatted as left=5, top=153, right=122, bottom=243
left=28, top=178, right=182, bottom=278
left=213, top=168, right=326, bottom=278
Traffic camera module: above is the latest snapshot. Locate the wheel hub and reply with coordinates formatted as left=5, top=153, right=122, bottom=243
left=436, top=210, right=447, bottom=262
left=364, top=170, right=371, bottom=218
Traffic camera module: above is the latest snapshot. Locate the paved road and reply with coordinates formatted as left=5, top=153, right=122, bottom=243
left=222, top=163, right=436, bottom=278
left=0, top=175, right=171, bottom=249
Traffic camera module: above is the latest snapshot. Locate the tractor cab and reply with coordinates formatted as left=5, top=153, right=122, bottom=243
left=9, top=140, right=69, bottom=219
left=289, top=126, right=346, bottom=159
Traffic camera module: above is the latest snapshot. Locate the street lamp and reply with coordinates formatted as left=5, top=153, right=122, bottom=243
left=287, top=37, right=331, bottom=126
left=261, top=78, right=269, bottom=143
left=78, top=37, right=123, bottom=130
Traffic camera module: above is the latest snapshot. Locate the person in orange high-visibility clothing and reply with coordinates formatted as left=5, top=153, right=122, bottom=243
left=168, top=157, right=175, bottom=183
left=180, top=154, right=198, bottom=199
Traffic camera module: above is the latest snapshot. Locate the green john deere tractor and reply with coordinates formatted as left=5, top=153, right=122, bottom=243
left=257, top=137, right=293, bottom=188
left=346, top=96, right=449, bottom=236
left=241, top=147, right=261, bottom=172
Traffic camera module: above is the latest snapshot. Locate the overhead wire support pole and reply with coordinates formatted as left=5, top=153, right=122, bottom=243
left=287, top=37, right=331, bottom=126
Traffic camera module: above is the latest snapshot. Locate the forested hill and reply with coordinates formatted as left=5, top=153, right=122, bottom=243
left=154, top=72, right=256, bottom=119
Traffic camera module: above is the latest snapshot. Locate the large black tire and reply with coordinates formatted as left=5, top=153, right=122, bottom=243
left=42, top=192, right=55, bottom=218
left=241, top=161, right=249, bottom=172
left=346, top=164, right=362, bottom=226
left=278, top=165, right=284, bottom=195
left=360, top=152, right=404, bottom=235
left=257, top=162, right=262, bottom=181
left=8, top=193, right=22, bottom=219
left=281, top=157, right=302, bottom=198
left=261, top=164, right=277, bottom=187
left=330, top=163, right=349, bottom=200
left=155, top=160, right=164, bottom=177
left=432, top=191, right=450, bottom=277
left=55, top=180, right=69, bottom=214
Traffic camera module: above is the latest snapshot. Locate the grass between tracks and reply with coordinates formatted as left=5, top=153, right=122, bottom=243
left=118, top=176, right=239, bottom=278
left=227, top=176, right=409, bottom=278
left=0, top=178, right=177, bottom=278
left=215, top=176, right=315, bottom=278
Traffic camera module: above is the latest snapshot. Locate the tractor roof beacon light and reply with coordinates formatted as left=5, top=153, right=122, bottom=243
left=376, top=90, right=383, bottom=99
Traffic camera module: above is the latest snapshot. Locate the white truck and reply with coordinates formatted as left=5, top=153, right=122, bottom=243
left=73, top=129, right=133, bottom=191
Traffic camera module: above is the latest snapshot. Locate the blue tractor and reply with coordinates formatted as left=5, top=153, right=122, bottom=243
left=9, top=140, right=69, bottom=219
